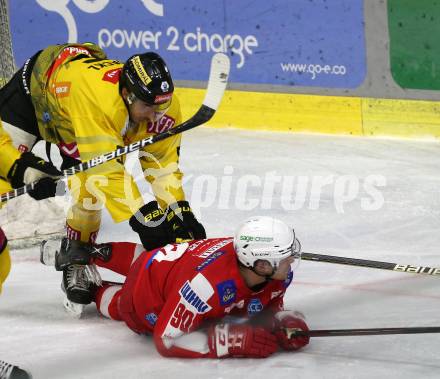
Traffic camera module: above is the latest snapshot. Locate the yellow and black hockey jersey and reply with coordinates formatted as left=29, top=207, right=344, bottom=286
left=29, top=44, right=185, bottom=222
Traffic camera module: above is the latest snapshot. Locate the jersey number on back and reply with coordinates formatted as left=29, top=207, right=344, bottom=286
left=153, top=243, right=189, bottom=263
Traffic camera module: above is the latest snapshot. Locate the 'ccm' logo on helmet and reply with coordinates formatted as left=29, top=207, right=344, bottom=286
left=240, top=235, right=274, bottom=242
left=131, top=56, right=152, bottom=86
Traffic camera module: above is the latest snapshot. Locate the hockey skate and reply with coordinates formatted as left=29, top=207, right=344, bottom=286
left=41, top=238, right=107, bottom=315
left=61, top=264, right=103, bottom=317
left=40, top=238, right=112, bottom=269
left=56, top=238, right=111, bottom=271
left=0, top=360, right=32, bottom=379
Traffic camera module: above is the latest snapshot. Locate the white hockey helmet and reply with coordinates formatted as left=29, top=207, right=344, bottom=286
left=233, top=216, right=301, bottom=270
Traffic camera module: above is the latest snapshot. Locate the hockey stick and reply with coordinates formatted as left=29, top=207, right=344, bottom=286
left=287, top=326, right=440, bottom=338
left=0, top=52, right=230, bottom=203
left=301, top=252, right=440, bottom=277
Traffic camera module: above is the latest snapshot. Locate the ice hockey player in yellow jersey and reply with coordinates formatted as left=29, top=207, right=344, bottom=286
left=0, top=43, right=205, bottom=306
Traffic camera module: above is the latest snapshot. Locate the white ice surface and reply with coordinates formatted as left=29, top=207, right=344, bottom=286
left=1, top=128, right=439, bottom=379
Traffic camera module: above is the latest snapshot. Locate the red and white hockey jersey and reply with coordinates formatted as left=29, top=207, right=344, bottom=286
left=96, top=238, right=294, bottom=358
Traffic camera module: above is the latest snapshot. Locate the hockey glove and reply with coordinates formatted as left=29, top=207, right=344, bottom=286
left=166, top=201, right=206, bottom=241
left=209, top=323, right=278, bottom=358
left=129, top=201, right=174, bottom=251
left=7, top=152, right=64, bottom=200
left=273, top=310, right=310, bottom=351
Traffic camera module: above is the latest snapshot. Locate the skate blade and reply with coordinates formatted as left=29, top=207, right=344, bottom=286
left=63, top=296, right=85, bottom=319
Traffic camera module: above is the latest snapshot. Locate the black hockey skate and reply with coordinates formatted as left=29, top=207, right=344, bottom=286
left=62, top=264, right=95, bottom=305
left=40, top=238, right=108, bottom=311
left=55, top=238, right=112, bottom=271
left=0, top=360, right=32, bottom=379
left=61, top=264, right=103, bottom=317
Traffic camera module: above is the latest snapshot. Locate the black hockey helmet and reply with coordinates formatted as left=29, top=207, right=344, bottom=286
left=120, top=52, right=174, bottom=106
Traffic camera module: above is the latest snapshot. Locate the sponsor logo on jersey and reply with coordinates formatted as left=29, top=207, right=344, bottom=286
left=179, top=281, right=211, bottom=314
left=247, top=298, right=263, bottom=315
left=147, top=114, right=175, bottom=134
left=53, top=81, right=71, bottom=98
left=145, top=312, right=158, bottom=326
left=196, top=239, right=233, bottom=259
left=283, top=268, right=293, bottom=288
left=21, top=58, right=32, bottom=94
left=216, top=280, right=237, bottom=306
left=131, top=55, right=152, bottom=85
left=102, top=68, right=121, bottom=84
left=196, top=250, right=226, bottom=272
left=188, top=239, right=206, bottom=252
left=270, top=290, right=283, bottom=300
left=224, top=299, right=245, bottom=314
left=240, top=235, right=274, bottom=243
left=63, top=46, right=91, bottom=57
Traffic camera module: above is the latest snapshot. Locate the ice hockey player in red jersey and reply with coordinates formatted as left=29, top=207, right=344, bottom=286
left=51, top=209, right=309, bottom=358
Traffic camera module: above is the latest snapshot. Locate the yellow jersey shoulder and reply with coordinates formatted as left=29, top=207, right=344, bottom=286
left=53, top=58, right=128, bottom=134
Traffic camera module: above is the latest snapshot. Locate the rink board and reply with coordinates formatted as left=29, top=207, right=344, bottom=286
left=176, top=88, right=440, bottom=139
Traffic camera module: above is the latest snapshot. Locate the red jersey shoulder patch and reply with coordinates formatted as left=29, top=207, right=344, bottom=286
left=102, top=68, right=121, bottom=84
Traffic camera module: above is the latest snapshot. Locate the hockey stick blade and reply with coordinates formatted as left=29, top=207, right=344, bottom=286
left=0, top=53, right=230, bottom=203
left=203, top=52, right=230, bottom=110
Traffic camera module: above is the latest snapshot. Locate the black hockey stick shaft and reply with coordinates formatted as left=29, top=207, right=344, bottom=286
left=301, top=252, right=440, bottom=277
left=1, top=53, right=230, bottom=203
left=288, top=326, right=440, bottom=338
left=0, top=106, right=213, bottom=202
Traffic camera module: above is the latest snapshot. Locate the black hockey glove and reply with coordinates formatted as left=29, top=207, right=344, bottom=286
left=129, top=201, right=175, bottom=251
left=166, top=201, right=206, bottom=241
left=7, top=152, right=65, bottom=200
